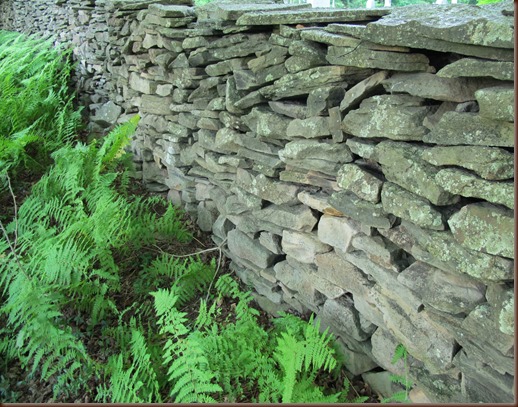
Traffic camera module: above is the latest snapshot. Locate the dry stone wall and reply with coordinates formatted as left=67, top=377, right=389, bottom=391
left=1, top=0, right=515, bottom=403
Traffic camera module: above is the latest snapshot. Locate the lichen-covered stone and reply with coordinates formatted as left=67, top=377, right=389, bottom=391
left=342, top=95, right=436, bottom=141
left=329, top=191, right=395, bottom=229
left=363, top=3, right=514, bottom=61
left=382, top=73, right=500, bottom=103
left=436, top=168, right=513, bottom=210
left=345, top=138, right=379, bottom=161
left=286, top=116, right=331, bottom=139
left=253, top=204, right=318, bottom=232
left=448, top=203, right=514, bottom=259
left=381, top=182, right=444, bottom=230
left=327, top=45, right=431, bottom=72
left=235, top=168, right=299, bottom=206
left=340, top=70, right=388, bottom=113
left=380, top=221, right=514, bottom=282
left=423, top=112, right=514, bottom=147
left=236, top=7, right=389, bottom=26
left=475, top=85, right=514, bottom=122
left=375, top=141, right=460, bottom=206
left=437, top=58, right=514, bottom=81
left=242, top=106, right=290, bottom=139
left=297, top=191, right=344, bottom=217
left=398, top=261, right=486, bottom=314
left=422, top=146, right=514, bottom=181
left=337, top=164, right=383, bottom=204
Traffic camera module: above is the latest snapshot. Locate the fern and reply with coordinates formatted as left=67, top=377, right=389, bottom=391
left=381, top=344, right=412, bottom=403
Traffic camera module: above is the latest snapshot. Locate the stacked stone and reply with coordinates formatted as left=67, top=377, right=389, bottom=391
left=1, top=0, right=514, bottom=403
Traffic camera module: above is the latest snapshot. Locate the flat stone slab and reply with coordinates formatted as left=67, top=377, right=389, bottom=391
left=448, top=202, right=514, bottom=259
left=329, top=191, right=395, bottom=229
left=340, top=70, right=389, bottom=113
left=375, top=141, right=460, bottom=206
left=436, top=168, right=513, bottom=210
left=297, top=191, right=344, bottom=216
left=380, top=221, right=514, bottom=283
left=475, top=85, right=515, bottom=123
left=399, top=262, right=486, bottom=317
left=327, top=45, right=431, bottom=72
left=235, top=168, right=300, bottom=205
left=423, top=112, right=514, bottom=147
left=227, top=229, right=279, bottom=269
left=260, top=65, right=373, bottom=100
left=196, top=2, right=310, bottom=21
left=342, top=95, right=436, bottom=141
left=363, top=3, right=514, bottom=60
left=381, top=182, right=444, bottom=230
left=337, top=163, right=383, bottom=204
left=236, top=7, right=389, bottom=26
left=382, top=73, right=500, bottom=103
left=282, top=230, right=331, bottom=264
left=317, top=214, right=360, bottom=252
left=422, top=146, right=514, bottom=181
left=253, top=204, right=318, bottom=232
left=148, top=4, right=194, bottom=17
left=436, top=58, right=515, bottom=81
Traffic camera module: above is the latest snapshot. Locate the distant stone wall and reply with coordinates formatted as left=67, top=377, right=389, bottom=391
left=1, top=0, right=515, bottom=403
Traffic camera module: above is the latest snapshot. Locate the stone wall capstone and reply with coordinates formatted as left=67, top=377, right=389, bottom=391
left=0, top=0, right=514, bottom=403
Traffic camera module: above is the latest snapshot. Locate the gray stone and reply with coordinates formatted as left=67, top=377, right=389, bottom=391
left=421, top=146, right=514, bottom=181
left=93, top=101, right=122, bottom=127
left=242, top=106, right=291, bottom=139
left=340, top=70, right=389, bottom=113
left=280, top=169, right=340, bottom=191
left=196, top=201, right=218, bottom=232
left=475, top=85, right=514, bottom=122
left=234, top=64, right=287, bottom=91
left=238, top=147, right=283, bottom=170
left=301, top=29, right=363, bottom=47
left=205, top=57, right=250, bottom=76
left=350, top=233, right=404, bottom=272
left=328, top=107, right=344, bottom=142
left=258, top=231, right=283, bottom=255
left=317, top=214, right=360, bottom=253
left=423, top=112, right=514, bottom=147
left=235, top=168, right=300, bottom=205
left=286, top=116, right=331, bottom=139
left=306, top=86, right=345, bottom=117
left=398, top=261, right=486, bottom=315
left=214, top=127, right=242, bottom=153
left=225, top=76, right=245, bottom=115
left=362, top=371, right=405, bottom=400
left=325, top=23, right=366, bottom=38
left=321, top=296, right=376, bottom=342
left=334, top=340, right=378, bottom=376
left=337, top=164, right=383, bottom=204
left=227, top=229, right=278, bottom=269
left=448, top=202, right=514, bottom=259
left=148, top=4, right=194, bottom=18
left=330, top=191, right=395, bottom=229
left=375, top=141, right=460, bottom=206
left=436, top=58, right=514, bottom=81
left=129, top=72, right=157, bottom=94
left=260, top=66, right=371, bottom=100
left=454, top=349, right=515, bottom=403
left=212, top=214, right=235, bottom=241
left=380, top=221, right=514, bottom=283
left=274, top=259, right=321, bottom=306
left=382, top=73, right=500, bottom=103
left=253, top=204, right=318, bottom=232
left=234, top=90, right=268, bottom=110
left=381, top=182, right=444, bottom=230
left=435, top=168, right=513, bottom=210
left=247, top=45, right=288, bottom=72
left=297, top=191, right=345, bottom=217
left=343, top=95, right=436, bottom=141
left=279, top=139, right=353, bottom=175
left=236, top=7, right=389, bottom=25
left=345, top=138, right=379, bottom=161
left=196, top=2, right=309, bottom=22
left=327, top=45, right=431, bottom=72
left=268, top=101, right=307, bottom=119
left=282, top=230, right=331, bottom=264
left=363, top=3, right=514, bottom=61
left=344, top=251, right=422, bottom=313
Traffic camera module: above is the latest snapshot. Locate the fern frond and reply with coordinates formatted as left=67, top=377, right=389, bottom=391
left=391, top=343, right=408, bottom=364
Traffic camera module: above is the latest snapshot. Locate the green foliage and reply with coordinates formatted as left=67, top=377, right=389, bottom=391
left=0, top=116, right=194, bottom=398
left=381, top=344, right=412, bottom=403
left=0, top=30, right=81, bottom=176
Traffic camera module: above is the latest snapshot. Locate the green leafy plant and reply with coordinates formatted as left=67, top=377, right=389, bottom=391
left=0, top=30, right=81, bottom=176
left=381, top=343, right=412, bottom=403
